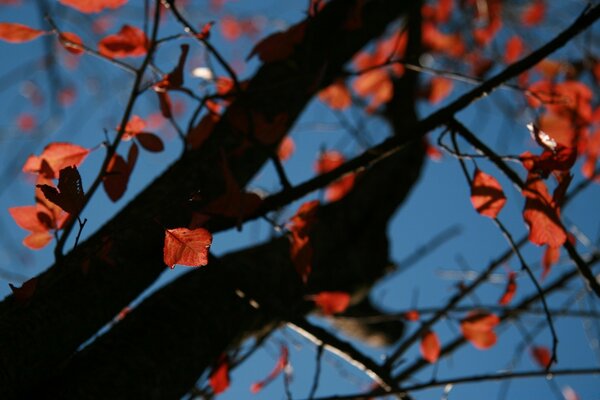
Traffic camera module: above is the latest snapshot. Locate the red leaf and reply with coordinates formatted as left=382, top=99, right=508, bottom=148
left=103, top=153, right=130, bottom=202
left=288, top=200, right=319, bottom=283
left=277, top=136, right=295, bottom=162
left=17, top=113, right=36, bottom=132
left=460, top=311, right=500, bottom=350
left=420, top=330, right=441, bottom=363
left=425, top=77, right=453, bottom=104
left=196, top=21, right=214, bottom=40
left=247, top=21, right=306, bottom=63
left=423, top=137, right=443, bottom=161
left=220, top=16, right=243, bottom=41
left=319, top=80, right=352, bottom=110
left=209, top=355, right=230, bottom=395
left=470, top=169, right=506, bottom=218
left=352, top=69, right=392, bottom=112
left=9, top=205, right=49, bottom=233
left=163, top=227, right=212, bottom=268
left=98, top=25, right=147, bottom=58
left=59, top=32, right=84, bottom=55
left=498, top=271, right=517, bottom=305
left=0, top=22, right=45, bottom=43
left=135, top=132, right=164, bottom=153
left=312, top=292, right=351, bottom=315
left=403, top=310, right=420, bottom=321
left=59, top=0, right=126, bottom=13
left=250, top=345, right=289, bottom=393
left=315, top=151, right=355, bottom=202
left=37, top=166, right=84, bottom=214
left=23, top=231, right=53, bottom=250
left=9, top=277, right=38, bottom=304
left=523, top=173, right=567, bottom=248
left=542, top=245, right=560, bottom=280
left=288, top=200, right=319, bottom=239
left=22, top=142, right=90, bottom=179
left=520, top=147, right=577, bottom=179
left=530, top=346, right=552, bottom=368
left=522, top=0, right=546, bottom=26
left=504, top=36, right=523, bottom=64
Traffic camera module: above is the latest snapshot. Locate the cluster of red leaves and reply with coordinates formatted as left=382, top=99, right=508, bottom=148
left=314, top=151, right=355, bottom=202
left=250, top=345, right=289, bottom=394
left=10, top=143, right=90, bottom=249
left=460, top=310, right=500, bottom=350
left=288, top=200, right=319, bottom=283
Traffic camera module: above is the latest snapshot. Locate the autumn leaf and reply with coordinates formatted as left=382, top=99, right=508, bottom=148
left=542, top=245, right=560, bottom=280
left=103, top=153, right=130, bottom=202
left=403, top=310, right=420, bottom=321
left=318, top=80, right=352, bottom=110
left=277, top=136, right=295, bottom=162
left=59, top=32, right=84, bottom=55
left=163, top=227, right=212, bottom=268
left=498, top=271, right=517, bottom=305
left=288, top=200, right=319, bottom=283
left=425, top=77, right=453, bottom=104
left=312, top=292, right=351, bottom=315
left=209, top=354, right=230, bottom=395
left=23, top=231, right=53, bottom=250
left=470, top=169, right=506, bottom=218
left=59, top=0, right=127, bottom=13
left=530, top=346, right=552, bottom=368
left=37, top=166, right=85, bottom=214
left=0, top=22, right=45, bottom=43
left=522, top=173, right=567, bottom=248
left=135, top=133, right=164, bottom=153
left=98, top=25, right=147, bottom=58
left=9, top=277, right=38, bottom=304
left=22, top=142, right=90, bottom=179
left=460, top=310, right=500, bottom=350
left=504, top=36, right=523, bottom=64
left=250, top=345, right=289, bottom=393
left=420, top=330, right=441, bottom=363
left=315, top=151, right=355, bottom=202
left=522, top=0, right=546, bottom=26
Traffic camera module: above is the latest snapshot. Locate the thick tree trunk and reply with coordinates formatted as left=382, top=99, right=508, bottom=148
left=0, top=1, right=410, bottom=398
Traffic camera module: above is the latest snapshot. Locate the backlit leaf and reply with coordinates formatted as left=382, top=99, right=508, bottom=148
left=498, top=271, right=517, bottom=305
left=315, top=151, right=355, bottom=202
left=59, top=32, right=84, bottom=55
left=530, top=346, right=552, bottom=368
left=420, top=330, right=441, bottom=363
left=163, top=227, right=212, bottom=268
left=470, top=169, right=506, bottom=218
left=522, top=1, right=546, bottom=26
left=98, top=25, right=147, bottom=58
left=460, top=310, right=500, bottom=350
left=59, top=0, right=127, bottom=14
left=22, top=142, right=90, bottom=179
left=209, top=355, right=230, bottom=395
left=0, top=23, right=44, bottom=43
left=312, top=292, right=351, bottom=315
left=319, top=80, right=352, bottom=110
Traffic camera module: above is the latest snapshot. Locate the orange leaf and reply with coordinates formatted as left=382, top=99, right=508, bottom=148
left=522, top=173, right=567, bottom=248
left=288, top=200, right=319, bottom=283
left=277, top=136, right=295, bottom=162
left=9, top=205, right=50, bottom=233
left=209, top=354, right=230, bottom=395
left=460, top=311, right=500, bottom=350
left=312, top=292, right=351, bottom=315
left=98, top=25, right=147, bottom=58
left=542, top=245, right=560, bottom=280
left=163, top=227, right=212, bottom=268
left=59, top=32, right=84, bottom=55
left=426, top=77, right=453, bottom=104
left=530, top=346, right=552, bottom=368
left=498, top=271, right=517, bottom=305
left=352, top=69, right=393, bottom=112
left=22, top=142, right=90, bottom=179
left=420, top=330, right=441, bottom=363
left=319, top=80, right=352, bottom=110
left=315, top=151, right=355, bottom=202
left=59, top=0, right=127, bottom=13
left=0, top=22, right=44, bottom=43
left=23, top=231, right=53, bottom=250
left=470, top=169, right=506, bottom=218
left=9, top=277, right=38, bottom=304
left=250, top=345, right=289, bottom=393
